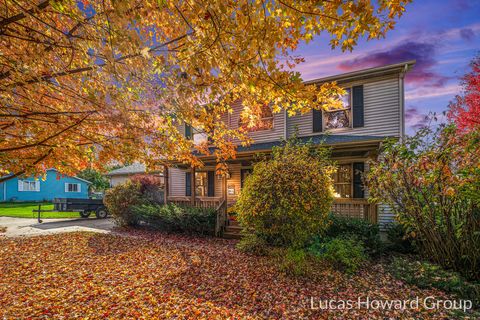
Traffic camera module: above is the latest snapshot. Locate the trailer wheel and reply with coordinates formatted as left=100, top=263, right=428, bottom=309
left=95, top=207, right=108, bottom=219
left=79, top=211, right=91, bottom=218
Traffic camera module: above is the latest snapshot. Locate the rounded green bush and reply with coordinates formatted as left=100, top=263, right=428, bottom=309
left=236, top=139, right=335, bottom=247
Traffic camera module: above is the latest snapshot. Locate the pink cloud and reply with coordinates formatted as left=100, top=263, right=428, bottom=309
left=338, top=41, right=451, bottom=88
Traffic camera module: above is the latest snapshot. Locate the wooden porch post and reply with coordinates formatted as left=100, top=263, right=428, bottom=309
left=190, top=166, right=195, bottom=206
left=163, top=165, right=169, bottom=205
left=222, top=171, right=228, bottom=205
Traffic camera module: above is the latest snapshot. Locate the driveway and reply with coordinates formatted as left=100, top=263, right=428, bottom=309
left=0, top=217, right=115, bottom=237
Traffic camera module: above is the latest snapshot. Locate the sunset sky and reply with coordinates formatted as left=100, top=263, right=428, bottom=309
left=294, top=0, right=480, bottom=134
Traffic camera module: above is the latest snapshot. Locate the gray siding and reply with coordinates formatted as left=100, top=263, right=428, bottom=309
left=378, top=204, right=395, bottom=230
left=365, top=159, right=395, bottom=229
left=287, top=75, right=401, bottom=138
left=169, top=167, right=185, bottom=197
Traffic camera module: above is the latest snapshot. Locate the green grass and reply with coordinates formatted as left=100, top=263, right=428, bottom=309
left=0, top=202, right=81, bottom=219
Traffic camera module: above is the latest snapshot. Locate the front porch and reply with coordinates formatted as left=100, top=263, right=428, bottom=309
left=164, top=142, right=379, bottom=237
left=167, top=196, right=378, bottom=227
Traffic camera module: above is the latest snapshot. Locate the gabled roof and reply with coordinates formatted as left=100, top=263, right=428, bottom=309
left=106, top=163, right=146, bottom=176
left=304, top=60, right=416, bottom=85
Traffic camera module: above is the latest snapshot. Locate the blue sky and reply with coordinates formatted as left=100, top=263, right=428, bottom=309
left=293, top=0, right=480, bottom=133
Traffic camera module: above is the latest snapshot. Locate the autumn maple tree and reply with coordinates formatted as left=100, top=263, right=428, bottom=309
left=448, top=56, right=480, bottom=132
left=0, top=0, right=410, bottom=180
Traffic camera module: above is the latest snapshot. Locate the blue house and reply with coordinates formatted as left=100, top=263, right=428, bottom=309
left=0, top=169, right=91, bottom=202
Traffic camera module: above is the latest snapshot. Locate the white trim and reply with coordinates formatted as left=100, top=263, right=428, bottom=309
left=18, top=180, right=40, bottom=192
left=323, top=87, right=353, bottom=131
left=65, top=182, right=81, bottom=193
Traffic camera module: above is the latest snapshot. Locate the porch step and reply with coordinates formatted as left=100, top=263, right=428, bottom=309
left=223, top=222, right=243, bottom=239
left=223, top=231, right=242, bottom=239
left=228, top=220, right=240, bottom=227
left=225, top=225, right=242, bottom=232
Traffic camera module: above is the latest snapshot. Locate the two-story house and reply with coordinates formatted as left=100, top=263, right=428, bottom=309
left=163, top=61, right=415, bottom=236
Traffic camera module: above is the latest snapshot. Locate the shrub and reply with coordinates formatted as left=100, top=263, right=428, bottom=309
left=385, top=223, right=417, bottom=254
left=277, top=248, right=312, bottom=277
left=309, top=236, right=366, bottom=274
left=325, top=214, right=382, bottom=255
left=130, top=174, right=164, bottom=203
left=131, top=203, right=216, bottom=235
left=104, top=180, right=144, bottom=226
left=236, top=233, right=268, bottom=256
left=236, top=138, right=335, bottom=247
left=366, top=124, right=480, bottom=280
left=389, top=257, right=480, bottom=307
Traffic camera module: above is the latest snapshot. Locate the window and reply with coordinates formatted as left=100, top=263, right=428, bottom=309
left=195, top=172, right=208, bottom=196
left=19, top=180, right=39, bottom=192
left=193, top=127, right=209, bottom=145
left=324, top=88, right=351, bottom=130
left=185, top=124, right=209, bottom=145
left=65, top=183, right=81, bottom=193
left=238, top=104, right=274, bottom=132
left=333, top=164, right=352, bottom=198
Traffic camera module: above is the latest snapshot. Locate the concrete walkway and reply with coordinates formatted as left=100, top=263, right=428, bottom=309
left=0, top=217, right=115, bottom=237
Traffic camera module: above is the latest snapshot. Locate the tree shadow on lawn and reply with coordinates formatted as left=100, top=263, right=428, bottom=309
left=85, top=230, right=453, bottom=319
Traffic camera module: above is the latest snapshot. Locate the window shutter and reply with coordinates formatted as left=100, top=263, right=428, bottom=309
left=352, top=85, right=364, bottom=128
left=207, top=171, right=215, bottom=197
left=312, top=109, right=323, bottom=132
left=18, top=180, right=23, bottom=191
left=78, top=183, right=81, bottom=193
left=353, top=162, right=365, bottom=198
left=185, top=172, right=191, bottom=196
left=35, top=181, right=40, bottom=192
left=185, top=124, right=192, bottom=140
left=65, top=183, right=68, bottom=192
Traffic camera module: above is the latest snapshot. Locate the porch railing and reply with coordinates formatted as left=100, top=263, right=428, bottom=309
left=168, top=196, right=228, bottom=236
left=215, top=199, right=227, bottom=236
left=168, top=196, right=378, bottom=234
left=167, top=196, right=222, bottom=209
left=332, top=198, right=377, bottom=224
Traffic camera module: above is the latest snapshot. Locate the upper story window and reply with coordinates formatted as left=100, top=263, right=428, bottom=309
left=65, top=183, right=81, bottom=193
left=239, top=104, right=274, bottom=132
left=18, top=180, right=39, bottom=192
left=324, top=88, right=351, bottom=130
left=185, top=124, right=209, bottom=145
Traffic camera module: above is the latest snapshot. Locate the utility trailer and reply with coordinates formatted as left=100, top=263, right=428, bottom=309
left=33, top=198, right=108, bottom=223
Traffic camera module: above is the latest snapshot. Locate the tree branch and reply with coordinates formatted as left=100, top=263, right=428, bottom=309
left=0, top=147, right=53, bottom=183
left=0, top=0, right=49, bottom=29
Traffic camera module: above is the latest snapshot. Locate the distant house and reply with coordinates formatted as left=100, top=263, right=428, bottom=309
left=0, top=169, right=91, bottom=202
left=106, top=163, right=164, bottom=187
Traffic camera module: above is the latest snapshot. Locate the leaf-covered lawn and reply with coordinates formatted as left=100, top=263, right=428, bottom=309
left=0, top=231, right=455, bottom=319
left=0, top=202, right=80, bottom=219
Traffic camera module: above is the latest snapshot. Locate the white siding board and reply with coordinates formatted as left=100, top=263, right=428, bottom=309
left=215, top=173, right=223, bottom=197
left=169, top=167, right=185, bottom=197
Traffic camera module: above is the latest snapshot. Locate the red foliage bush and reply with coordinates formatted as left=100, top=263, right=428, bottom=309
left=130, top=174, right=163, bottom=193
